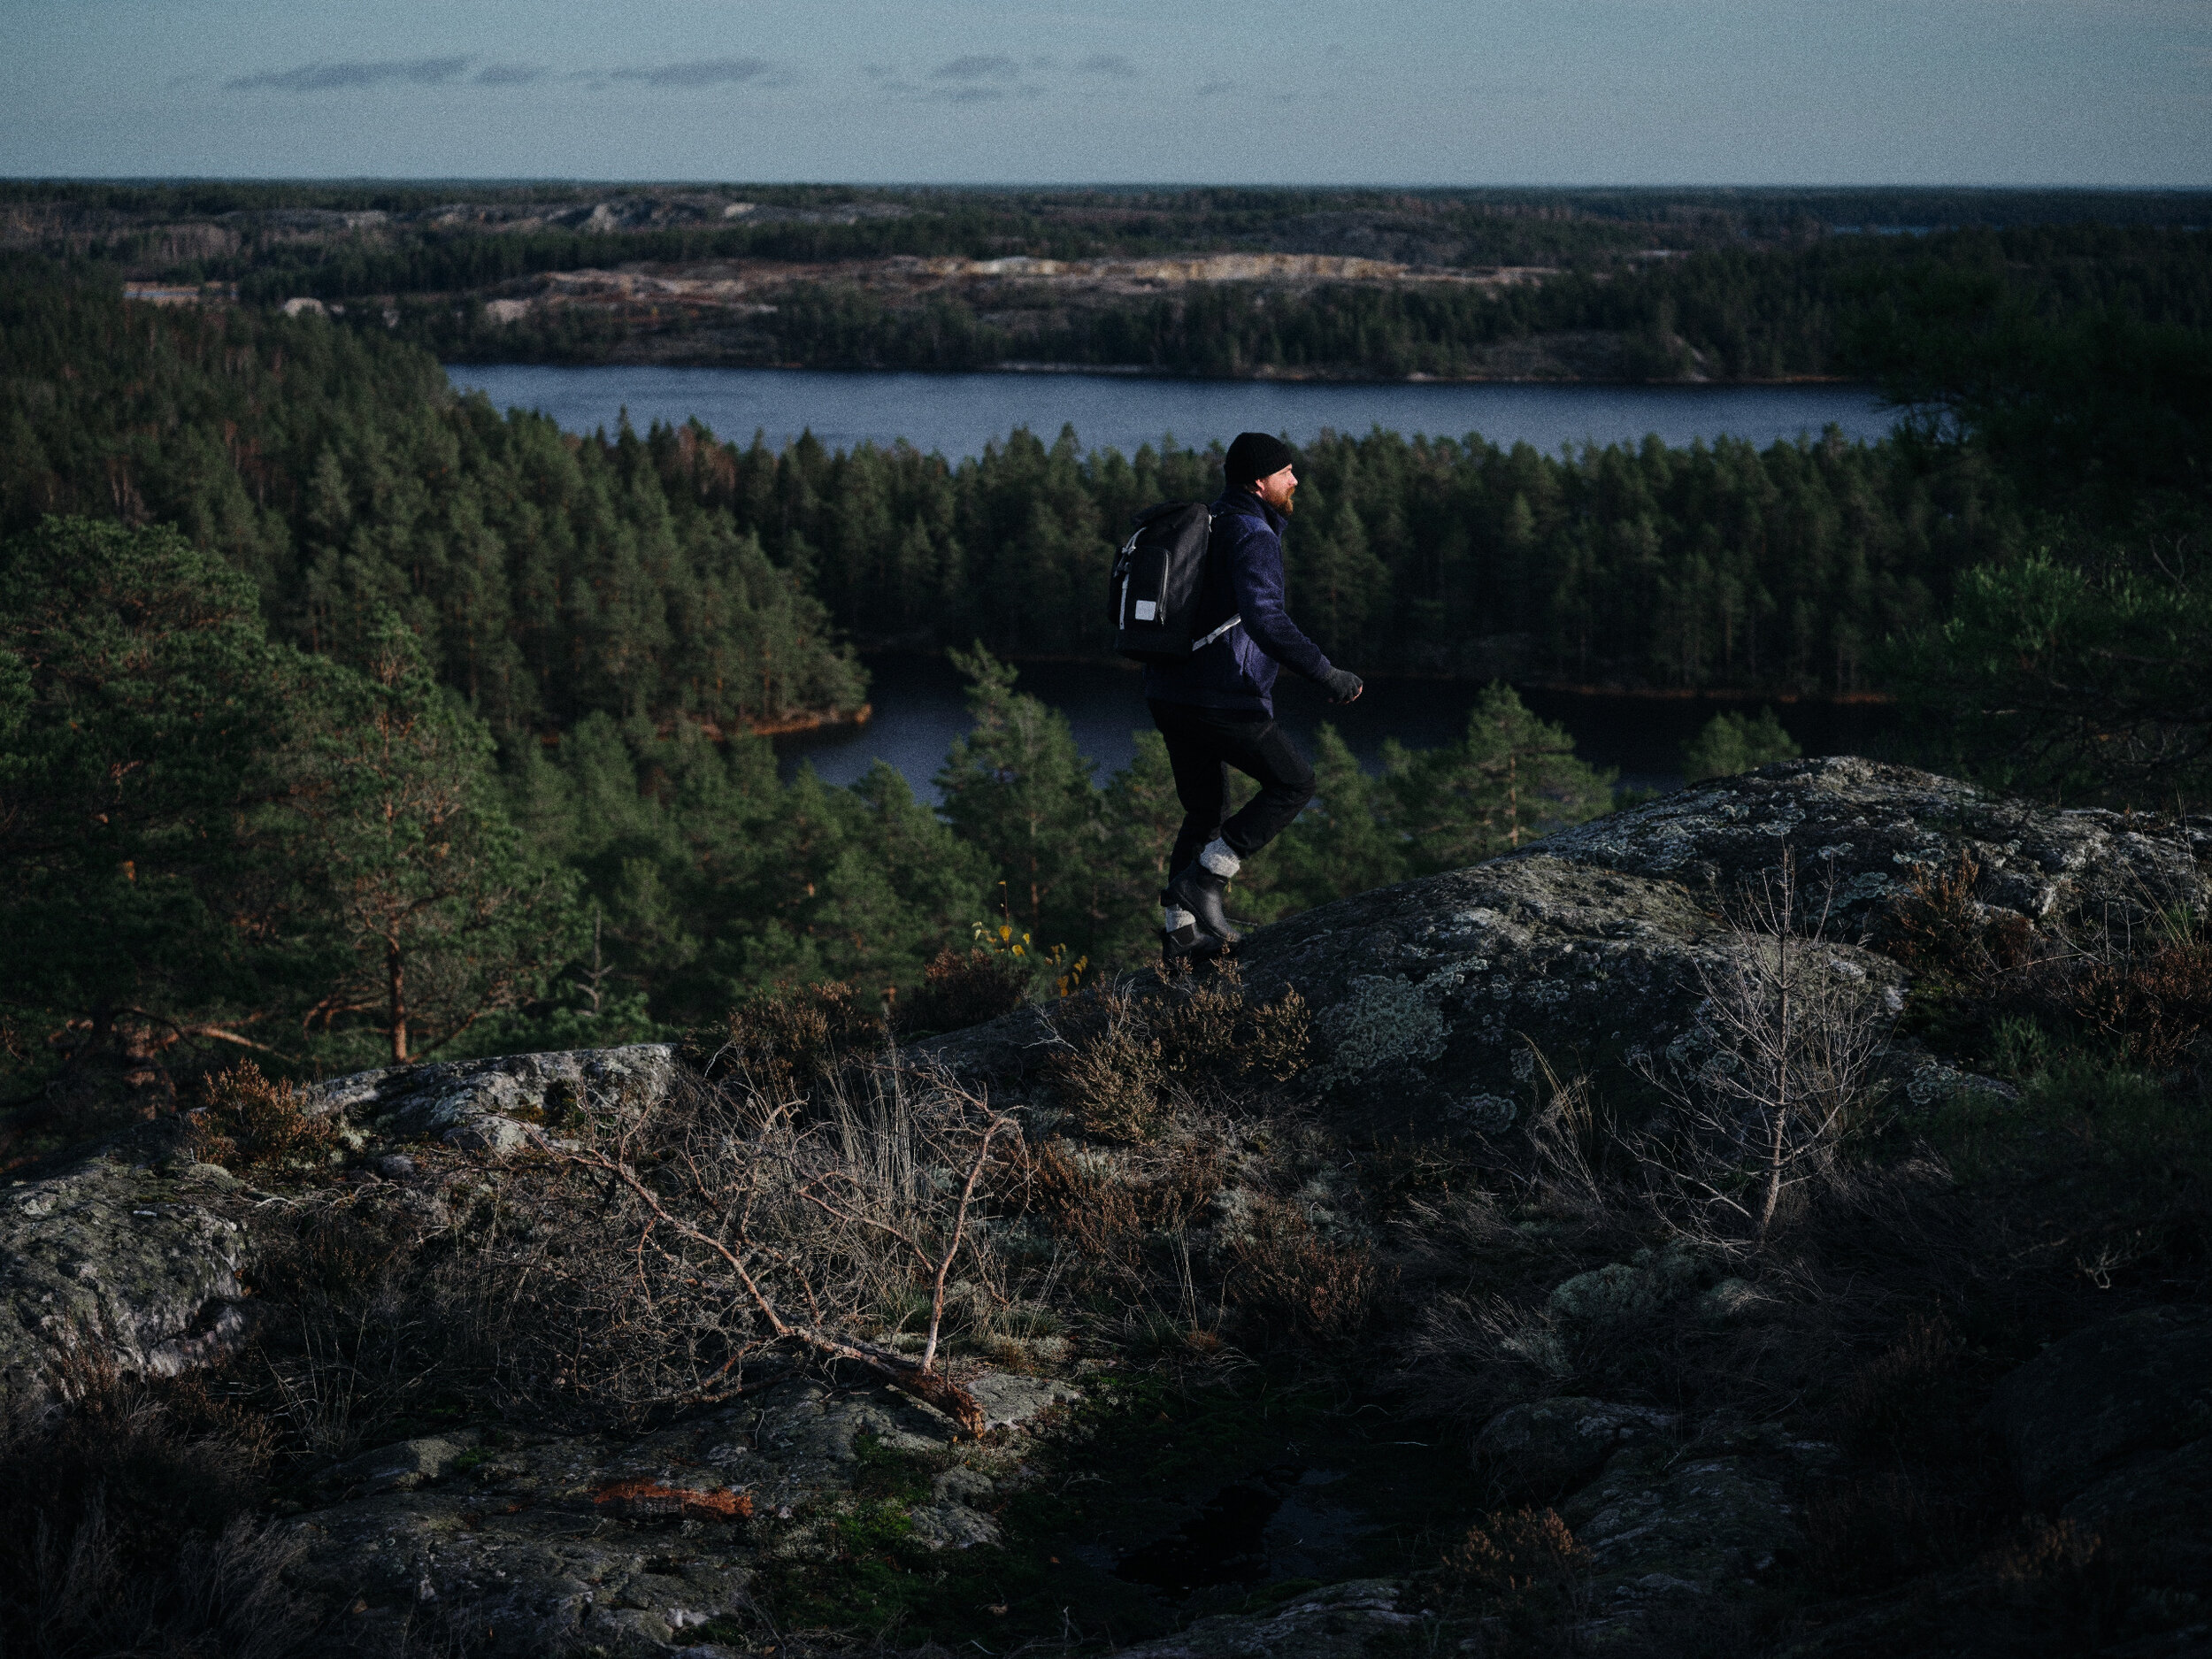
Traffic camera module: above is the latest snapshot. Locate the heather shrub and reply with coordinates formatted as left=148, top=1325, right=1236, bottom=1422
left=718, top=979, right=886, bottom=1089
left=184, top=1061, right=342, bottom=1176
left=1224, top=1194, right=1381, bottom=1344
left=894, top=945, right=1030, bottom=1035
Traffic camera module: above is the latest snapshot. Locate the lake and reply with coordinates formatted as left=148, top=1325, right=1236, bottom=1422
left=443, top=363, right=1903, bottom=795
left=444, top=363, right=1898, bottom=460
left=778, top=653, right=1897, bottom=802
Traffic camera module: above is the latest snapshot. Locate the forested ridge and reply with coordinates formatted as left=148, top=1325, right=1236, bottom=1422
left=13, top=182, right=2208, bottom=382
left=411, top=223, right=2212, bottom=384
left=0, top=265, right=1616, bottom=1100
left=0, top=259, right=1847, bottom=1100
left=676, top=417, right=2024, bottom=693
left=0, top=268, right=864, bottom=735
left=30, top=180, right=2211, bottom=285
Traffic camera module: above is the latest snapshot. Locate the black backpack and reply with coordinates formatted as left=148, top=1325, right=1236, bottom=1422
left=1109, top=503, right=1241, bottom=664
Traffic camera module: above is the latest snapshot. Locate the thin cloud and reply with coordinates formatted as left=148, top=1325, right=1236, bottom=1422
left=867, top=53, right=1043, bottom=101
left=1076, top=53, right=1138, bottom=77
left=932, top=54, right=1019, bottom=81
left=473, top=64, right=548, bottom=87
left=226, top=57, right=470, bottom=92
left=608, top=57, right=777, bottom=88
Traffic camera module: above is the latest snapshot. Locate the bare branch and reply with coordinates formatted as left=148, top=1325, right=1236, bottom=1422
left=1635, top=849, right=1895, bottom=1245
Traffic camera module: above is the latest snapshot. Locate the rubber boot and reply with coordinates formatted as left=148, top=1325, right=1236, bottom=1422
left=1159, top=858, right=1248, bottom=947
left=1161, top=898, right=1226, bottom=970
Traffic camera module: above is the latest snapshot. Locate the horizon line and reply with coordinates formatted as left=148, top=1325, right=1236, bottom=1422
left=8, top=176, right=2212, bottom=194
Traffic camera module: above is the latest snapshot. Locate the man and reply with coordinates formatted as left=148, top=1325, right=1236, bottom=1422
left=1148, top=431, right=1363, bottom=960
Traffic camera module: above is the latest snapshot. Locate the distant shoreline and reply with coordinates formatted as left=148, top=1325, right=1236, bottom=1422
left=448, top=355, right=1878, bottom=392
left=843, top=648, right=1894, bottom=707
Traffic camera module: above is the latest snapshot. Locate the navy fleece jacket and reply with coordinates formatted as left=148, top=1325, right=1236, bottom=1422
left=1141, top=489, right=1336, bottom=717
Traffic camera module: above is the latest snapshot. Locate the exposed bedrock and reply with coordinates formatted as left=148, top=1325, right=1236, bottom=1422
left=0, top=1152, right=250, bottom=1399
left=303, top=1043, right=686, bottom=1156
left=925, top=757, right=2210, bottom=1136
left=284, top=1372, right=1082, bottom=1658
left=8, top=757, right=2211, bottom=1656
left=0, top=1047, right=684, bottom=1403
left=11, top=760, right=2205, bottom=1417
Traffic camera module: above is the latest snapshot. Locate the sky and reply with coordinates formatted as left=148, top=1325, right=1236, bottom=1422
left=3, top=0, right=2208, bottom=185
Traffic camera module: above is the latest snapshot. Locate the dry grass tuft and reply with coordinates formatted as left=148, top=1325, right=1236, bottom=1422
left=1011, top=1138, right=1148, bottom=1268
left=1148, top=966, right=1311, bottom=1083
left=1834, top=1312, right=1970, bottom=1460
left=0, top=1355, right=311, bottom=1657
left=1046, top=967, right=1310, bottom=1144
left=1054, top=995, right=1169, bottom=1143
left=1880, top=852, right=2041, bottom=983
left=2032, top=937, right=2212, bottom=1071
left=1803, top=1466, right=1994, bottom=1595
left=1985, top=1517, right=2104, bottom=1587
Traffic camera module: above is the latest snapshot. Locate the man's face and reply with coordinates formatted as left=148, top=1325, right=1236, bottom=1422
left=1252, top=464, right=1297, bottom=514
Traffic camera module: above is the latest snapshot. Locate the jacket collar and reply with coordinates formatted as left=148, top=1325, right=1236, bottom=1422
left=1217, top=487, right=1287, bottom=535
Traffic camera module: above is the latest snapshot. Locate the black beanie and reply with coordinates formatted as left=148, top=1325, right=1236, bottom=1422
left=1225, top=431, right=1297, bottom=488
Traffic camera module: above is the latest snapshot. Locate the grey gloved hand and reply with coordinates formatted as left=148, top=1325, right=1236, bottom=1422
left=1322, top=667, right=1363, bottom=704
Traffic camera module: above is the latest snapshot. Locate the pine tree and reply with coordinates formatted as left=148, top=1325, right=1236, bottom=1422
left=1682, top=707, right=1801, bottom=783
left=1094, top=728, right=1192, bottom=962
left=279, top=613, right=582, bottom=1064
left=0, top=518, right=318, bottom=1099
left=1269, top=725, right=1410, bottom=907
left=934, top=645, right=1105, bottom=955
left=1389, top=684, right=1615, bottom=872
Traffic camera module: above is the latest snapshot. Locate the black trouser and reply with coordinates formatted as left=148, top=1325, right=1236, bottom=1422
left=1148, top=699, right=1317, bottom=877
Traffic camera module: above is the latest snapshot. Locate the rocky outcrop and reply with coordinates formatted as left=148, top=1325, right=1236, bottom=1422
left=1530, top=757, right=2204, bottom=923
left=0, top=1151, right=250, bottom=1399
left=1560, top=1434, right=1809, bottom=1614
left=286, top=1371, right=1078, bottom=1658
left=1106, top=1580, right=1422, bottom=1659
left=305, top=1044, right=684, bottom=1156
left=13, top=760, right=2211, bottom=1655
left=932, top=757, right=2205, bottom=1137
left=1985, top=1304, right=2212, bottom=1509
left=1466, top=1399, right=1832, bottom=1624
left=1473, top=1396, right=1679, bottom=1498
left=0, top=1048, right=688, bottom=1402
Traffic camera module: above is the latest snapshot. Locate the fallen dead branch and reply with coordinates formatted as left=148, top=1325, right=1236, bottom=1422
left=548, top=1060, right=1013, bottom=1435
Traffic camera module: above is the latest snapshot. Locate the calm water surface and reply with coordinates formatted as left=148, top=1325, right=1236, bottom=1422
left=445, top=363, right=1896, bottom=459
left=779, top=654, right=1897, bottom=802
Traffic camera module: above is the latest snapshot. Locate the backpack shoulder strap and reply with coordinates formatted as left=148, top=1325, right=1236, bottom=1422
left=1190, top=511, right=1240, bottom=652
